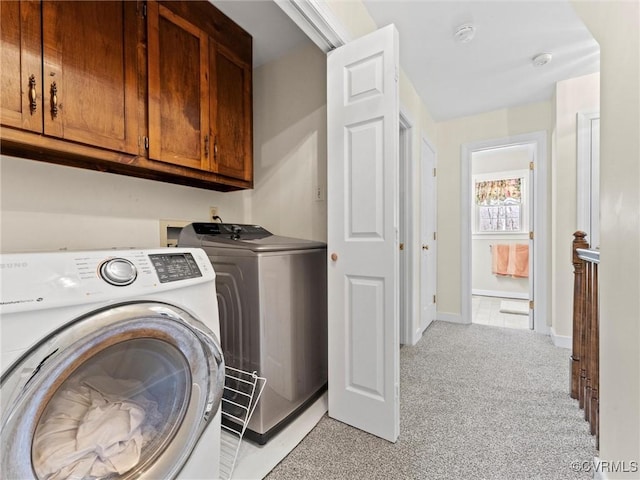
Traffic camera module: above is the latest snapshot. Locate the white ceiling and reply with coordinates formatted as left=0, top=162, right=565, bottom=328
left=211, top=0, right=600, bottom=121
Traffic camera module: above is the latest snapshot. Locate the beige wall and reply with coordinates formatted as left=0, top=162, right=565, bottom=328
left=551, top=73, right=600, bottom=338
left=0, top=155, right=250, bottom=252
left=325, top=0, right=377, bottom=39
left=435, top=101, right=553, bottom=320
left=572, top=1, right=640, bottom=475
left=251, top=43, right=328, bottom=242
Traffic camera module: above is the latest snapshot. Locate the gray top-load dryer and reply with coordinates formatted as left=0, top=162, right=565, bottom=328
left=178, top=223, right=327, bottom=444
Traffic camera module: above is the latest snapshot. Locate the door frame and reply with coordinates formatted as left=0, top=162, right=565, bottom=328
left=461, top=131, right=549, bottom=334
left=399, top=110, right=415, bottom=345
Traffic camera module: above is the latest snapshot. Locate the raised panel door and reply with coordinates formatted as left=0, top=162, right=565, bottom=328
left=327, top=25, right=400, bottom=442
left=210, top=43, right=252, bottom=181
left=0, top=0, right=43, bottom=133
left=41, top=1, right=139, bottom=154
left=147, top=2, right=209, bottom=170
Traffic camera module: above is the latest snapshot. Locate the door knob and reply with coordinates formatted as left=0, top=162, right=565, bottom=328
left=422, top=244, right=429, bottom=250
left=331, top=253, right=338, bottom=262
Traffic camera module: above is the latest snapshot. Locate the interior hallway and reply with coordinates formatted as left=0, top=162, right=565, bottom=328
left=265, top=321, right=596, bottom=479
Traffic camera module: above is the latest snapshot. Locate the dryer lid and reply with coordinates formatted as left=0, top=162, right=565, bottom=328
left=179, top=223, right=326, bottom=252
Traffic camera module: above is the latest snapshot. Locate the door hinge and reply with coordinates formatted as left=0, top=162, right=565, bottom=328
left=433, top=167, right=437, bottom=177
left=433, top=295, right=437, bottom=304
left=399, top=242, right=404, bottom=251
left=433, top=231, right=437, bottom=241
left=529, top=161, right=534, bottom=171
left=529, top=300, right=534, bottom=310
left=529, top=231, right=534, bottom=240
left=141, top=2, right=147, bottom=17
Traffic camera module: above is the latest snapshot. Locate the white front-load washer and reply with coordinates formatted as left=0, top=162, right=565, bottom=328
left=0, top=248, right=224, bottom=480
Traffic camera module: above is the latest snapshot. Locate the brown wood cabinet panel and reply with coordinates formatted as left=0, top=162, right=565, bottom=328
left=41, top=1, right=139, bottom=154
left=211, top=44, right=253, bottom=182
left=1, top=0, right=253, bottom=192
left=0, top=0, right=43, bottom=133
left=147, top=2, right=209, bottom=170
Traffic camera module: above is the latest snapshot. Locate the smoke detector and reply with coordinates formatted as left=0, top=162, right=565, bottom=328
left=532, top=52, right=553, bottom=67
left=454, top=24, right=476, bottom=44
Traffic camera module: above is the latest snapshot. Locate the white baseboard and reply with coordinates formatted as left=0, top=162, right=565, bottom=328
left=472, top=289, right=529, bottom=300
left=550, top=327, right=572, bottom=349
left=437, top=312, right=469, bottom=324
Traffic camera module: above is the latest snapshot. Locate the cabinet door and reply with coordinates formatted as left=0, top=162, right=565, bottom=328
left=210, top=44, right=252, bottom=182
left=42, top=1, right=139, bottom=154
left=0, top=0, right=43, bottom=133
left=147, top=2, right=210, bottom=170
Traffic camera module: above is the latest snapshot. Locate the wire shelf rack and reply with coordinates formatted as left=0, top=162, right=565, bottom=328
left=219, top=366, right=266, bottom=480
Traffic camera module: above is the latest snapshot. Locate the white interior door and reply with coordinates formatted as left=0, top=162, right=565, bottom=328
left=327, top=24, right=400, bottom=442
left=420, top=138, right=437, bottom=335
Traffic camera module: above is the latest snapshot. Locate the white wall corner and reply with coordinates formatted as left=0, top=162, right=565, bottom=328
left=550, top=326, right=572, bottom=349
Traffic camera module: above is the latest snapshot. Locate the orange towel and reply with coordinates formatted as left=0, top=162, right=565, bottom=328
left=513, top=243, right=529, bottom=277
left=491, top=244, right=510, bottom=275
left=491, top=243, right=529, bottom=278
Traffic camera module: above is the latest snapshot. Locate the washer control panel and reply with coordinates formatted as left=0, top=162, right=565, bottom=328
left=148, top=253, right=202, bottom=283
left=0, top=248, right=214, bottom=314
left=99, top=258, right=137, bottom=286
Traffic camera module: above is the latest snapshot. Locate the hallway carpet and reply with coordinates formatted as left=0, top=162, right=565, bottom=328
left=265, top=322, right=597, bottom=480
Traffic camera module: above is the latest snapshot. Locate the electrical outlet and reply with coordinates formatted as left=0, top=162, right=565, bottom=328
left=209, top=206, right=219, bottom=220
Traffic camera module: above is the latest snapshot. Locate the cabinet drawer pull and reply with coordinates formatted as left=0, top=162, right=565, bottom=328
left=28, top=75, right=37, bottom=114
left=50, top=82, right=58, bottom=118
left=214, top=136, right=218, bottom=160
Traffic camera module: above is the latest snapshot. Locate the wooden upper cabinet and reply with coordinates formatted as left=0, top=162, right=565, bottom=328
left=0, top=0, right=43, bottom=133
left=41, top=1, right=139, bottom=154
left=1, top=0, right=252, bottom=191
left=210, top=43, right=253, bottom=182
left=148, top=0, right=253, bottom=183
left=147, top=2, right=210, bottom=170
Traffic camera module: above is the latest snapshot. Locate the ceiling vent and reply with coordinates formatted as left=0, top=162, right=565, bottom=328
left=532, top=52, right=553, bottom=67
left=454, top=24, right=476, bottom=44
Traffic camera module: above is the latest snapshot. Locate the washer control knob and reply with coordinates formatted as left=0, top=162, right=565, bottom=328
left=100, top=258, right=137, bottom=286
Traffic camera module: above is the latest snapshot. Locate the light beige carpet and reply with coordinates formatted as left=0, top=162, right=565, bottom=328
left=266, top=322, right=597, bottom=480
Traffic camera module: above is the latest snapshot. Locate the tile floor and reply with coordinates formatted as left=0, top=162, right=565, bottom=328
left=472, top=295, right=530, bottom=329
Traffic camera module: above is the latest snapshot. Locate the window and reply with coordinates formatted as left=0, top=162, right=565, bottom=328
left=473, top=170, right=528, bottom=234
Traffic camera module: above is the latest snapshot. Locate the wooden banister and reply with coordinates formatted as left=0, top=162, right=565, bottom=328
left=570, top=231, right=600, bottom=448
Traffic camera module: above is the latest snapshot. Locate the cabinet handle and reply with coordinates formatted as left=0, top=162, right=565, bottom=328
left=28, top=75, right=37, bottom=114
left=214, top=136, right=218, bottom=160
left=204, top=135, right=209, bottom=158
left=50, top=81, right=58, bottom=118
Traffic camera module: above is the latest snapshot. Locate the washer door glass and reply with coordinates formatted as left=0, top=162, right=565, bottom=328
left=0, top=302, right=224, bottom=480
left=32, top=338, right=190, bottom=480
